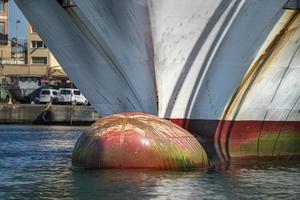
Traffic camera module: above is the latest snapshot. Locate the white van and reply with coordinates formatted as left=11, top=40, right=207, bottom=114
left=58, top=88, right=88, bottom=105
left=39, top=89, right=59, bottom=104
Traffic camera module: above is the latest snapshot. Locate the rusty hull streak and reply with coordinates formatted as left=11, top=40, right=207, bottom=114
left=215, top=10, right=300, bottom=163
left=221, top=11, right=299, bottom=120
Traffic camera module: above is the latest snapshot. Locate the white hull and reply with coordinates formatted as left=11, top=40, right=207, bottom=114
left=14, top=0, right=300, bottom=163
left=14, top=0, right=300, bottom=122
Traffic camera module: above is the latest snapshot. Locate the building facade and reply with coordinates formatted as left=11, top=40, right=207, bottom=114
left=0, top=0, right=10, bottom=63
left=0, top=1, right=70, bottom=102
left=0, top=0, right=8, bottom=45
left=27, top=25, right=60, bottom=67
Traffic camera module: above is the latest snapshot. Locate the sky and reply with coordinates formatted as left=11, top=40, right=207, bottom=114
left=8, top=1, right=28, bottom=40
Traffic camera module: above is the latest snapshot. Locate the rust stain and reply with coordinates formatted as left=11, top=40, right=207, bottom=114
left=156, top=86, right=160, bottom=114
left=215, top=10, right=300, bottom=163
left=222, top=11, right=300, bottom=120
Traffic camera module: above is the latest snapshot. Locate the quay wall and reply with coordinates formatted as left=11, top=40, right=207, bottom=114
left=0, top=104, right=99, bottom=125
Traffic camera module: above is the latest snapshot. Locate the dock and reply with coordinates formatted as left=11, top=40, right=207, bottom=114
left=0, top=104, right=100, bottom=125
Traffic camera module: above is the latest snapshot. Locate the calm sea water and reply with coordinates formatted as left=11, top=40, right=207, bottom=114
left=0, top=125, right=299, bottom=200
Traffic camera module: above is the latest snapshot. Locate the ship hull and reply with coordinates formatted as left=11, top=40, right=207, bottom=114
left=170, top=119, right=300, bottom=164
left=14, top=0, right=300, bottom=164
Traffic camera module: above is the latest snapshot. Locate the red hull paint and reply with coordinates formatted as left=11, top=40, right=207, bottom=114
left=170, top=119, right=300, bottom=164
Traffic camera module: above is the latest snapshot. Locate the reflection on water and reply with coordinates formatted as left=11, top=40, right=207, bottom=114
left=0, top=125, right=299, bottom=199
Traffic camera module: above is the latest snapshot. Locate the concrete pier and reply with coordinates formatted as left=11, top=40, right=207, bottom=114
left=0, top=104, right=99, bottom=125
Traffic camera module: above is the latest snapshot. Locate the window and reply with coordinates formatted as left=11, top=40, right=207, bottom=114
left=31, top=26, right=37, bottom=33
left=0, top=0, right=4, bottom=12
left=31, top=40, right=47, bottom=48
left=0, top=22, right=4, bottom=34
left=60, top=90, right=71, bottom=95
left=32, top=57, right=47, bottom=64
left=52, top=91, right=58, bottom=96
left=0, top=22, right=7, bottom=44
left=74, top=90, right=81, bottom=95
left=41, top=90, right=50, bottom=95
left=37, top=41, right=43, bottom=48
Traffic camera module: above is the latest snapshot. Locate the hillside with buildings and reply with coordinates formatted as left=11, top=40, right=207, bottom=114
left=0, top=0, right=71, bottom=102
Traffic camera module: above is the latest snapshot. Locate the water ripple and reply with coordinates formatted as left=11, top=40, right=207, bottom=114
left=0, top=125, right=299, bottom=200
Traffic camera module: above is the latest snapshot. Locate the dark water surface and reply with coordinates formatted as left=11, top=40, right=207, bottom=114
left=0, top=125, right=299, bottom=200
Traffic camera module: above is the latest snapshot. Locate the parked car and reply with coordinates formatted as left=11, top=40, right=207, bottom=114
left=23, top=86, right=49, bottom=104
left=39, top=89, right=59, bottom=104
left=58, top=88, right=88, bottom=105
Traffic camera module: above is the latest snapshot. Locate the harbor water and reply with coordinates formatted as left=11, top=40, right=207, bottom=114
left=0, top=125, right=299, bottom=200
